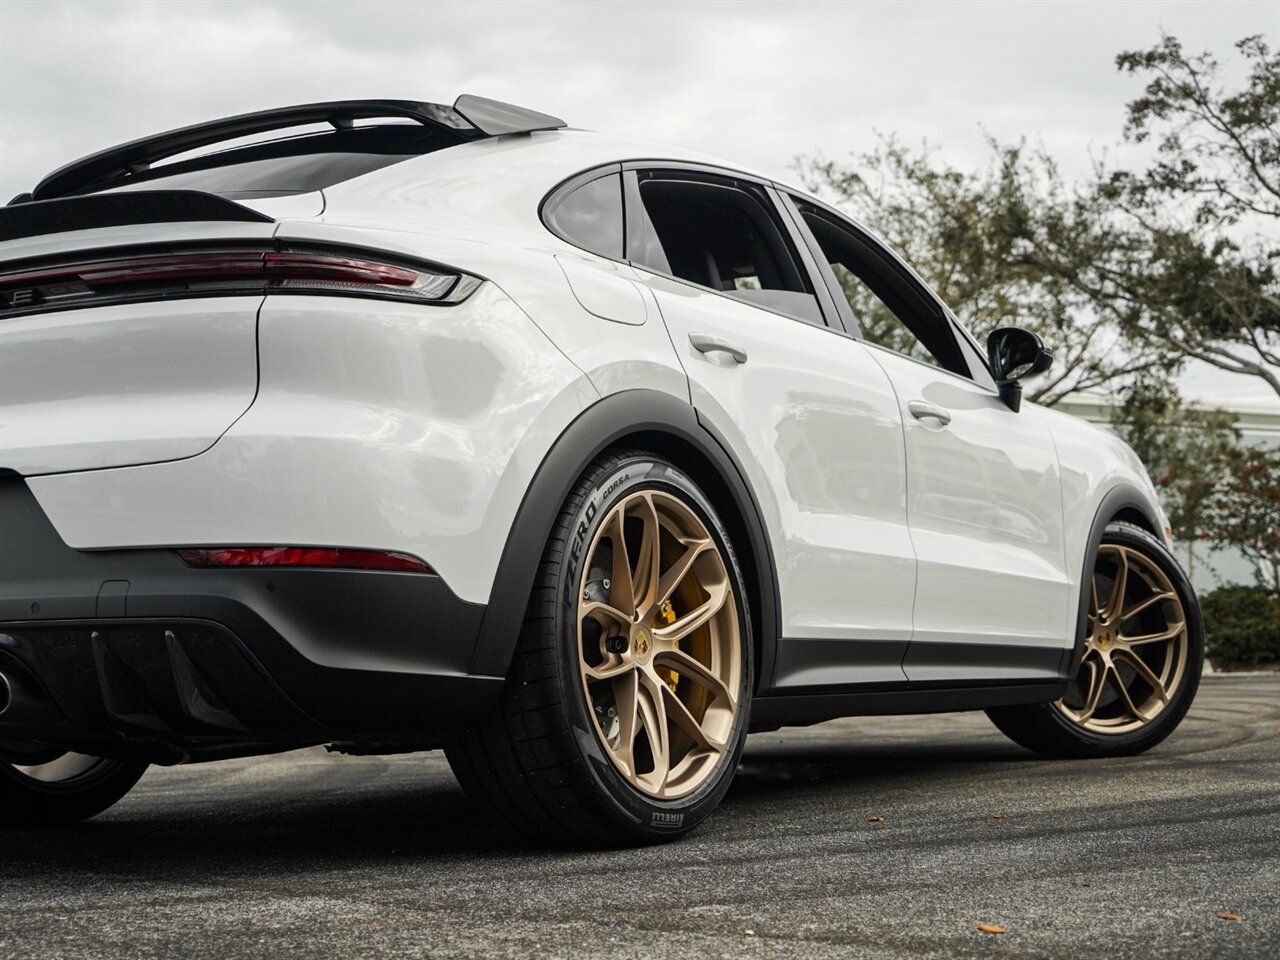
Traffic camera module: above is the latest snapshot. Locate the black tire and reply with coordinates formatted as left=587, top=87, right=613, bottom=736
left=445, top=449, right=754, bottom=846
left=0, top=745, right=148, bottom=825
left=987, top=521, right=1203, bottom=758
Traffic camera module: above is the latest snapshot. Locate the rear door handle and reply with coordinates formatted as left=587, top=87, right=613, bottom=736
left=689, top=333, right=747, bottom=364
left=908, top=399, right=952, bottom=426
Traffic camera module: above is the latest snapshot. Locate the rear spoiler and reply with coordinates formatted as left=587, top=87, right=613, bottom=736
left=25, top=95, right=567, bottom=202
left=0, top=190, right=273, bottom=244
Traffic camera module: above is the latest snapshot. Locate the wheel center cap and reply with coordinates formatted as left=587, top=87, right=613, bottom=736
left=632, top=627, right=652, bottom=661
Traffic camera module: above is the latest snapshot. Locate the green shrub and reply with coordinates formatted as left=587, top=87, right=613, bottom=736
left=1201, top=586, right=1280, bottom=668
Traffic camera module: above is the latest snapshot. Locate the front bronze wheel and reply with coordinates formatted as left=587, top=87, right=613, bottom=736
left=988, top=521, right=1203, bottom=758
left=1055, top=543, right=1190, bottom=734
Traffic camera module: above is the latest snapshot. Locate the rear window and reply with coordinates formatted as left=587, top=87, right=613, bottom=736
left=98, top=125, right=463, bottom=200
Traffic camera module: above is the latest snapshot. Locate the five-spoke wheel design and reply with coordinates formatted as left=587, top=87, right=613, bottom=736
left=1056, top=543, right=1189, bottom=734
left=577, top=489, right=740, bottom=799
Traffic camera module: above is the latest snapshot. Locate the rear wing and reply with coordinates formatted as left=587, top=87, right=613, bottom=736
left=23, top=95, right=567, bottom=202
left=0, top=190, right=273, bottom=243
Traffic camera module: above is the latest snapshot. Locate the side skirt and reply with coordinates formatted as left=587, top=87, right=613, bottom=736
left=749, top=681, right=1067, bottom=732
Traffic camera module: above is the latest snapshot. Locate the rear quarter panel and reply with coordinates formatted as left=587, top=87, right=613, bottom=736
left=25, top=284, right=598, bottom=607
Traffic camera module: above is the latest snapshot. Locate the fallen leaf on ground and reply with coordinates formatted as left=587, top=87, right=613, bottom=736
left=1217, top=913, right=1242, bottom=922
left=991, top=812, right=1005, bottom=820
left=977, top=923, right=1006, bottom=935
left=866, top=815, right=885, bottom=823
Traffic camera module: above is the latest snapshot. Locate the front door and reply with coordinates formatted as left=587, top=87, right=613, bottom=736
left=784, top=195, right=1073, bottom=682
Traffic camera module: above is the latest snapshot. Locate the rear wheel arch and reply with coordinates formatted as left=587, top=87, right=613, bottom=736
left=604, top=428, right=774, bottom=690
left=469, top=390, right=780, bottom=689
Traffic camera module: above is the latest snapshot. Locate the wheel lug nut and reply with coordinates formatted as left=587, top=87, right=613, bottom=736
left=605, top=635, right=628, bottom=654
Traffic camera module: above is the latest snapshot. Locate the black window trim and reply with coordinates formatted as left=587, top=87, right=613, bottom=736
left=764, top=183, right=845, bottom=328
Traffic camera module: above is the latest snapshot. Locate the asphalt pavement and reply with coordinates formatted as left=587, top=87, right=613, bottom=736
left=3, top=675, right=1277, bottom=959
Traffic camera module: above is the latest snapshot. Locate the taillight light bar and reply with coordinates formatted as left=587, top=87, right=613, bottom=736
left=178, top=547, right=433, bottom=574
left=0, top=246, right=481, bottom=316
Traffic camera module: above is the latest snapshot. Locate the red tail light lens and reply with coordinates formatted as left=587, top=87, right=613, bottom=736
left=178, top=547, right=433, bottom=573
left=0, top=247, right=479, bottom=316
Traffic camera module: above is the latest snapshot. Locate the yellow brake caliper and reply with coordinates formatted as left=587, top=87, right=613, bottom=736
left=659, top=599, right=678, bottom=693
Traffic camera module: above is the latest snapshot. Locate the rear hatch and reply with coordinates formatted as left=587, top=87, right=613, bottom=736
left=0, top=195, right=278, bottom=475
left=0, top=100, right=488, bottom=476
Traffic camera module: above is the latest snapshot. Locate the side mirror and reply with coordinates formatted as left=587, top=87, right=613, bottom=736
left=986, top=326, right=1053, bottom=412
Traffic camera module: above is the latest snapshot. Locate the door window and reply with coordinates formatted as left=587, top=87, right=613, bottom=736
left=794, top=200, right=970, bottom=377
left=630, top=173, right=824, bottom=326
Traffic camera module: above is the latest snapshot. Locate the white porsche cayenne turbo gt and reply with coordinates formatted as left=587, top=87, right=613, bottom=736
left=0, top=96, right=1202, bottom=844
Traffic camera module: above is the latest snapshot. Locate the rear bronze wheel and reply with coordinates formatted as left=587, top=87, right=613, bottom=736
left=577, top=489, right=742, bottom=801
left=446, top=450, right=752, bottom=845
left=988, top=521, right=1202, bottom=758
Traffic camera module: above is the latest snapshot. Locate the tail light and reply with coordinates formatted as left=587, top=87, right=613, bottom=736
left=178, top=547, right=433, bottom=573
left=0, top=246, right=481, bottom=316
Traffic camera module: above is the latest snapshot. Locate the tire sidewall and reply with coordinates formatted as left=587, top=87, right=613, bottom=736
left=553, top=454, right=753, bottom=839
left=0, top=756, right=148, bottom=825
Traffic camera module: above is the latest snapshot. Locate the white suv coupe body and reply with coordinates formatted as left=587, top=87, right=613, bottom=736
left=0, top=97, right=1202, bottom=843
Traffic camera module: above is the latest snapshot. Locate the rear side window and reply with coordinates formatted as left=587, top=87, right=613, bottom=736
left=630, top=174, right=823, bottom=325
left=543, top=172, right=625, bottom=260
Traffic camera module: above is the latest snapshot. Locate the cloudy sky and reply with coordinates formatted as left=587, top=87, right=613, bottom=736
left=2, top=0, right=1276, bottom=406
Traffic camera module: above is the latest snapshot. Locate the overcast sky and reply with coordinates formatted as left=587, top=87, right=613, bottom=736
left=1, top=0, right=1276, bottom=407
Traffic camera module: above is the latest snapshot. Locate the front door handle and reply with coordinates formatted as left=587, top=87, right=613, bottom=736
left=689, top=333, right=748, bottom=364
left=908, top=399, right=952, bottom=426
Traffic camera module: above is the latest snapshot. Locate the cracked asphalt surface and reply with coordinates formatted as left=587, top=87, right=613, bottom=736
left=2, top=675, right=1276, bottom=959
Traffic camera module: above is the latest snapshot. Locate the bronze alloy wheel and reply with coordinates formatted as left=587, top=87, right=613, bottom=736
left=444, top=450, right=753, bottom=845
left=576, top=489, right=741, bottom=800
left=1055, top=543, right=1190, bottom=734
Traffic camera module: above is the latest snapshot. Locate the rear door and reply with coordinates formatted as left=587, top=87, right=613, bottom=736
left=623, top=167, right=916, bottom=690
left=784, top=195, right=1073, bottom=682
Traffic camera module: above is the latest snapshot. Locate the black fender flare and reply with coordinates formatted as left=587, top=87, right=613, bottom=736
left=468, top=389, right=781, bottom=689
left=1061, top=484, right=1163, bottom=678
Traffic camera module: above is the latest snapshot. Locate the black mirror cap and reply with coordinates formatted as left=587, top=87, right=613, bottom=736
left=986, top=327, right=1052, bottom=413
left=987, top=326, right=1053, bottom=384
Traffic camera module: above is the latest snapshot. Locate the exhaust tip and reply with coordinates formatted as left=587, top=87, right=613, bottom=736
left=0, top=671, right=11, bottom=715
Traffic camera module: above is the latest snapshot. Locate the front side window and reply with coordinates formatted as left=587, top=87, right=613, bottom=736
left=630, top=173, right=823, bottom=325
left=796, top=200, right=968, bottom=376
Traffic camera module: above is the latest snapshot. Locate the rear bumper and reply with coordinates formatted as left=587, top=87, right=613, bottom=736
left=0, top=476, right=501, bottom=762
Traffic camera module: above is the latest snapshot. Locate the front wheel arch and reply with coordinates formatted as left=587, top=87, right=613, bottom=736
left=1063, top=485, right=1165, bottom=680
